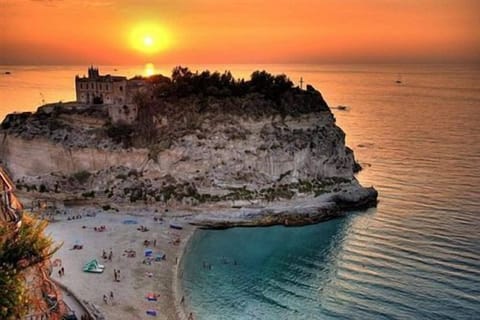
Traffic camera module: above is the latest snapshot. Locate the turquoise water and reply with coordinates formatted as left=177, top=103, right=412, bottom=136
left=181, top=65, right=480, bottom=319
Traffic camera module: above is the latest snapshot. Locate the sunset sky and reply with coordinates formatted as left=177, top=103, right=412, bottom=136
left=0, top=0, right=479, bottom=65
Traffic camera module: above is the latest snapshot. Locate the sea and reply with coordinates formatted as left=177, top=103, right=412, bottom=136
left=1, top=64, right=480, bottom=319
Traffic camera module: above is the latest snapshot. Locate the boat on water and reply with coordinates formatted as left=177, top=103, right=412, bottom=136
left=4, top=71, right=11, bottom=75
left=396, top=73, right=403, bottom=84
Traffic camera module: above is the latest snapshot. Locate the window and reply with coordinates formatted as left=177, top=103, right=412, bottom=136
left=119, top=86, right=123, bottom=91
left=91, top=83, right=94, bottom=89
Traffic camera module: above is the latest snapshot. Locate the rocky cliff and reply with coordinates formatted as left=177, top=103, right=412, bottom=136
left=0, top=69, right=376, bottom=223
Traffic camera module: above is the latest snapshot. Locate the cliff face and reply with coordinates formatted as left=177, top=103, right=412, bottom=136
left=0, top=135, right=148, bottom=178
left=0, top=79, right=370, bottom=208
left=1, top=112, right=354, bottom=185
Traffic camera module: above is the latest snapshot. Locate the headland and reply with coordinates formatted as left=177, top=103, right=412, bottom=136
left=0, top=66, right=377, bottom=319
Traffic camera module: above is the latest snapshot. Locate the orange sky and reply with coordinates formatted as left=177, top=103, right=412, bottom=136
left=0, top=0, right=479, bottom=65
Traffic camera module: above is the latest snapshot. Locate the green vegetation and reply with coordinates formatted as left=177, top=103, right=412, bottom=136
left=162, top=67, right=295, bottom=100
left=118, top=177, right=350, bottom=205
left=105, top=123, right=134, bottom=148
left=108, top=66, right=330, bottom=148
left=71, top=170, right=91, bottom=184
left=145, top=66, right=328, bottom=114
left=81, top=190, right=95, bottom=198
left=0, top=214, right=61, bottom=319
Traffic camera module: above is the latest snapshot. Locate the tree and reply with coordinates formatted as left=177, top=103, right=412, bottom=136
left=0, top=214, right=61, bottom=319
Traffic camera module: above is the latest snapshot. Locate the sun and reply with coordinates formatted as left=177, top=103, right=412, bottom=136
left=143, top=36, right=154, bottom=47
left=129, top=23, right=171, bottom=55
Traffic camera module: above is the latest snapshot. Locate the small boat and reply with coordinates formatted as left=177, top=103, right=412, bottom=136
left=4, top=71, right=11, bottom=75
left=169, top=223, right=183, bottom=230
left=396, top=73, right=402, bottom=84
left=337, top=105, right=348, bottom=111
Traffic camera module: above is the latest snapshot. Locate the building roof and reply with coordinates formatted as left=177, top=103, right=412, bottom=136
left=76, top=74, right=127, bottom=82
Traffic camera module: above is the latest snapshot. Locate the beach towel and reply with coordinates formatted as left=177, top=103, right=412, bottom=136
left=146, top=293, right=158, bottom=301
left=146, top=309, right=157, bottom=316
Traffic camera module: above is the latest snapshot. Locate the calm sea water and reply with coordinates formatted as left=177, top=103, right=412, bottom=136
left=180, top=65, right=480, bottom=320
left=1, top=64, right=480, bottom=319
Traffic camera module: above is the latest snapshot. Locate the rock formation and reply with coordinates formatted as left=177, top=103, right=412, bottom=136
left=0, top=68, right=377, bottom=226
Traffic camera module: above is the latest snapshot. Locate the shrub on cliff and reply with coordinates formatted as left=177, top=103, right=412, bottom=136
left=105, top=123, right=134, bottom=148
left=0, top=214, right=61, bottom=319
left=72, top=170, right=91, bottom=185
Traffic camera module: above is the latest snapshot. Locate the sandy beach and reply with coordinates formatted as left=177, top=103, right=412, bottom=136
left=46, top=207, right=196, bottom=320
left=43, top=185, right=376, bottom=319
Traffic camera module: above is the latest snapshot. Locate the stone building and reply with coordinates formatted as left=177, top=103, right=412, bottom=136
left=75, top=67, right=148, bottom=123
left=75, top=66, right=128, bottom=105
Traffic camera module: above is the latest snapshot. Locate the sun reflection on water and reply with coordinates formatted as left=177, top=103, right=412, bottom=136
left=144, top=63, right=155, bottom=77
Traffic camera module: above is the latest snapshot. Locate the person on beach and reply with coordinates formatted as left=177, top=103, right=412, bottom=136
left=103, top=294, right=108, bottom=304
left=180, top=296, right=185, bottom=304
left=61, top=267, right=64, bottom=276
left=58, top=269, right=62, bottom=277
left=108, top=250, right=113, bottom=261
left=114, top=269, right=117, bottom=281
left=188, top=312, right=194, bottom=320
left=110, top=291, right=114, bottom=302
left=153, top=239, right=156, bottom=247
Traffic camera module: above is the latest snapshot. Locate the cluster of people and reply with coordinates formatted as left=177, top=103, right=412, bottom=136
left=114, top=268, right=121, bottom=282
left=169, top=235, right=180, bottom=246
left=137, top=225, right=149, bottom=232
left=67, top=214, right=83, bottom=221
left=103, top=291, right=114, bottom=304
left=153, top=216, right=163, bottom=223
left=57, top=267, right=65, bottom=277
left=202, top=261, right=212, bottom=270
left=102, top=249, right=113, bottom=261
left=94, top=225, right=107, bottom=232
left=143, top=239, right=157, bottom=247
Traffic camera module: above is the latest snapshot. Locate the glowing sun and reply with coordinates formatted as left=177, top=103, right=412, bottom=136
left=130, top=23, right=171, bottom=54
left=143, top=36, right=154, bottom=47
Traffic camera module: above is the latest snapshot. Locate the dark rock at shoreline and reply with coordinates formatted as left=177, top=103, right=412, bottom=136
left=190, top=184, right=378, bottom=229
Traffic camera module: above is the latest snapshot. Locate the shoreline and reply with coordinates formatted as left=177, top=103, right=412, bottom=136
left=173, top=227, right=197, bottom=320
left=43, top=183, right=377, bottom=319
